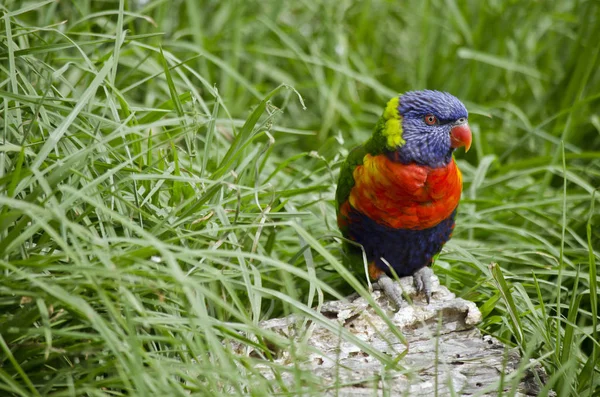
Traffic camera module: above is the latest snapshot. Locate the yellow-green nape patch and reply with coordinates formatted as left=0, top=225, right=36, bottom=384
left=382, top=96, right=405, bottom=148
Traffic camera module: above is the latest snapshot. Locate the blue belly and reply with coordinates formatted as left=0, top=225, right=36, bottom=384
left=344, top=208, right=456, bottom=277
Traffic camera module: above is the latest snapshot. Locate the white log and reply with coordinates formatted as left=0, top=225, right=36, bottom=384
left=248, top=274, right=553, bottom=396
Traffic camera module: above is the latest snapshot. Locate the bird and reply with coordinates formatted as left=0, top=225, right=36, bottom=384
left=336, top=90, right=472, bottom=308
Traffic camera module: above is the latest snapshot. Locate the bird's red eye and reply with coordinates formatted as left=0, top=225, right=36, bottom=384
left=424, top=114, right=437, bottom=125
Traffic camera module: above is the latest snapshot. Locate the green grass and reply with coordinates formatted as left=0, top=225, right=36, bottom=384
left=1, top=0, right=599, bottom=395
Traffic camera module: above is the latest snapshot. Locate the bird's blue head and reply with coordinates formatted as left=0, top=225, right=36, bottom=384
left=381, top=90, right=472, bottom=168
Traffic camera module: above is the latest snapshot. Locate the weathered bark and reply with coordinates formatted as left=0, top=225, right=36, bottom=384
left=254, top=275, right=551, bottom=396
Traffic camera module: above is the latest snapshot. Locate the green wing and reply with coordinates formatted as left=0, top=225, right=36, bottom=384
left=335, top=144, right=368, bottom=211
left=335, top=143, right=370, bottom=273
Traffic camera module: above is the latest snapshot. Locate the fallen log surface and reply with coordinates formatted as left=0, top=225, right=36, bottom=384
left=255, top=275, right=551, bottom=396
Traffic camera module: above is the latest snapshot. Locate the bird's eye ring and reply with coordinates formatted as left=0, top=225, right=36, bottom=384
left=424, top=114, right=437, bottom=125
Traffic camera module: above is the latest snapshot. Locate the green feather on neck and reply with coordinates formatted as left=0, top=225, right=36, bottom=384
left=365, top=96, right=405, bottom=154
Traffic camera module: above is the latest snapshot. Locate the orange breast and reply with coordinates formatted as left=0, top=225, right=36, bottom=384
left=348, top=154, right=463, bottom=230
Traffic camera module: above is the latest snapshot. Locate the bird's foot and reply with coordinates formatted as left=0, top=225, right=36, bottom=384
left=373, top=274, right=404, bottom=310
left=413, top=266, right=433, bottom=303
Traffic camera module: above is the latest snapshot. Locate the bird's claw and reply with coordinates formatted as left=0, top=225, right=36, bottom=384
left=374, top=274, right=403, bottom=310
left=413, top=266, right=433, bottom=303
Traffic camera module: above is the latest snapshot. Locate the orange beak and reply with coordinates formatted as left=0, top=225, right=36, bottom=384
left=450, top=123, right=472, bottom=152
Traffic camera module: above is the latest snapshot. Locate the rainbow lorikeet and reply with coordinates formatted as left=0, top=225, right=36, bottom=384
left=336, top=90, right=472, bottom=307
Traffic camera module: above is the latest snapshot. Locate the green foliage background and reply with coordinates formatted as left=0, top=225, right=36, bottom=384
left=1, top=0, right=599, bottom=395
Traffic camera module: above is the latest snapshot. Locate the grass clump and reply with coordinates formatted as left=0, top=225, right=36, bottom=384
left=1, top=0, right=599, bottom=395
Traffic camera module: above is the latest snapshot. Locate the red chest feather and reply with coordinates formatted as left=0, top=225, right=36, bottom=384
left=347, top=154, right=462, bottom=230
